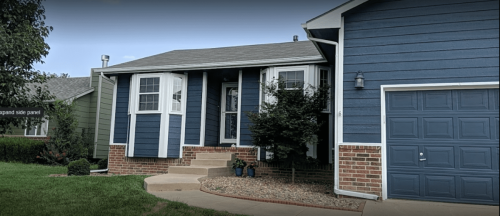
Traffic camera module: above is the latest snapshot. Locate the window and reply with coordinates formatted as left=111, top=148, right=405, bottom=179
left=24, top=118, right=49, bottom=136
left=318, top=67, right=331, bottom=112
left=221, top=83, right=238, bottom=142
left=260, top=72, right=266, bottom=105
left=138, top=77, right=160, bottom=111
left=278, top=71, right=304, bottom=89
left=171, top=76, right=182, bottom=112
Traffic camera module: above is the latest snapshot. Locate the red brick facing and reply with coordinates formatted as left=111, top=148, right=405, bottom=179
left=338, top=145, right=382, bottom=197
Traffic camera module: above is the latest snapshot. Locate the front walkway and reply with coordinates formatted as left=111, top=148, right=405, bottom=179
left=150, top=190, right=499, bottom=216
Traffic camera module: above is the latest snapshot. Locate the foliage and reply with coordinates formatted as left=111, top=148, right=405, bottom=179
left=246, top=78, right=329, bottom=182
left=232, top=158, right=247, bottom=169
left=0, top=162, right=246, bottom=216
left=0, top=0, right=55, bottom=135
left=247, top=162, right=258, bottom=169
left=67, top=158, right=90, bottom=176
left=38, top=100, right=92, bottom=165
left=98, top=158, right=108, bottom=169
left=0, top=137, right=45, bottom=163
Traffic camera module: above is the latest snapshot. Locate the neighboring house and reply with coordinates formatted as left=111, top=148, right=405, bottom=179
left=302, top=0, right=498, bottom=205
left=88, top=0, right=498, bottom=206
left=3, top=77, right=95, bottom=140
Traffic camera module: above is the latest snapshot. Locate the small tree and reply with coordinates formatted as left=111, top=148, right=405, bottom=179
left=38, top=100, right=92, bottom=165
left=246, top=78, right=329, bottom=183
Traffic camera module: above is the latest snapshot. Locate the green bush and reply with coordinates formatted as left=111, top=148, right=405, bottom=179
left=0, top=137, right=45, bottom=163
left=97, top=158, right=107, bottom=169
left=68, top=158, right=90, bottom=176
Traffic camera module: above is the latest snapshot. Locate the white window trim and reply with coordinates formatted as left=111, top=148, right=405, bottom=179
left=24, top=117, right=49, bottom=137
left=220, top=82, right=239, bottom=144
left=135, top=74, right=164, bottom=114
left=273, top=65, right=310, bottom=90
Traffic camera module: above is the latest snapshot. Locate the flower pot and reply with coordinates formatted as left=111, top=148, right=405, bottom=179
left=235, top=167, right=243, bottom=176
left=247, top=168, right=255, bottom=177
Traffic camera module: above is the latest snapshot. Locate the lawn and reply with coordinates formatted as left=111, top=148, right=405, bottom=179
left=0, top=162, right=244, bottom=216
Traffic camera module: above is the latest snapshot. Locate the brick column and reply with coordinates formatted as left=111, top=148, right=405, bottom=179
left=338, top=145, right=382, bottom=197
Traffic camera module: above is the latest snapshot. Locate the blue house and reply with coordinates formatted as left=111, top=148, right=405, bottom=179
left=91, top=0, right=498, bottom=206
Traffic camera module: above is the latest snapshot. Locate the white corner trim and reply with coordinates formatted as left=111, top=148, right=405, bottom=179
left=340, top=142, right=382, bottom=146
left=379, top=81, right=499, bottom=201
left=128, top=75, right=137, bottom=157
left=335, top=16, right=345, bottom=192
left=335, top=189, right=379, bottom=200
left=158, top=73, right=169, bottom=158
left=237, top=70, right=243, bottom=146
left=305, top=0, right=369, bottom=30
left=200, top=72, right=207, bottom=146
left=179, top=72, right=188, bottom=158
left=109, top=76, right=118, bottom=145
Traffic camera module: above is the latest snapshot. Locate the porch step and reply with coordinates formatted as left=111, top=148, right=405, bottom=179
left=168, top=166, right=233, bottom=177
left=191, top=159, right=232, bottom=167
left=195, top=153, right=235, bottom=160
left=144, top=174, right=205, bottom=192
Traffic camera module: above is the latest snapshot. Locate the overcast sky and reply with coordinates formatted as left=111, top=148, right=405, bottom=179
left=33, top=0, right=347, bottom=77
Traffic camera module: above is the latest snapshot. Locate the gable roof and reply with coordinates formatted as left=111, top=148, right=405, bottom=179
left=29, top=77, right=94, bottom=101
left=94, top=41, right=326, bottom=73
left=303, top=0, right=368, bottom=30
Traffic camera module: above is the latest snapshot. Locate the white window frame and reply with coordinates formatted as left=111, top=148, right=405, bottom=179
left=134, top=74, right=164, bottom=114
left=169, top=73, right=185, bottom=114
left=220, top=82, right=239, bottom=144
left=24, top=117, right=49, bottom=137
left=274, top=65, right=309, bottom=90
left=318, top=66, right=332, bottom=113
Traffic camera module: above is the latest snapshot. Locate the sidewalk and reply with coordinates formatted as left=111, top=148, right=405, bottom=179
left=150, top=190, right=499, bottom=216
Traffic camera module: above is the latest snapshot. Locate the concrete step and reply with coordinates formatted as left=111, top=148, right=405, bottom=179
left=168, top=166, right=233, bottom=177
left=196, top=153, right=234, bottom=160
left=143, top=173, right=205, bottom=192
left=191, top=159, right=232, bottom=167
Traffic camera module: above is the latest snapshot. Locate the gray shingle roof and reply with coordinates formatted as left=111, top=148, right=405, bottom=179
left=29, top=77, right=93, bottom=101
left=109, top=41, right=323, bottom=69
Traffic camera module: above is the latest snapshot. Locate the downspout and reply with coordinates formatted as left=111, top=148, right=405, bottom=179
left=91, top=55, right=111, bottom=173
left=306, top=32, right=379, bottom=200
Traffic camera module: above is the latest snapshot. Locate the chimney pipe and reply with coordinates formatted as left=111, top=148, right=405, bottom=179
left=101, top=55, right=109, bottom=68
left=293, top=35, right=298, bottom=42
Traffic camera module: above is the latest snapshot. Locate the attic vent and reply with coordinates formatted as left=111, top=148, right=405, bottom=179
left=293, top=35, right=298, bottom=42
left=101, top=55, right=109, bottom=68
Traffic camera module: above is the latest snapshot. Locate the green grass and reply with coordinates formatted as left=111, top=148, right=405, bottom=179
left=0, top=162, right=245, bottom=216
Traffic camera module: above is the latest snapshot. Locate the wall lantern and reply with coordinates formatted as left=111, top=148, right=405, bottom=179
left=354, top=71, right=365, bottom=89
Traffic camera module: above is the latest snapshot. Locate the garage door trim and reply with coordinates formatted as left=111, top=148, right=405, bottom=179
left=380, top=81, right=499, bottom=201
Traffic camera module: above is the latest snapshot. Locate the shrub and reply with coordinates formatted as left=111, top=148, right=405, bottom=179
left=97, top=158, right=108, bottom=169
left=67, top=158, right=90, bottom=176
left=0, top=137, right=45, bottom=163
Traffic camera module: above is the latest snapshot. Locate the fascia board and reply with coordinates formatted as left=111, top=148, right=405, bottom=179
left=93, top=56, right=326, bottom=74
left=305, top=0, right=369, bottom=30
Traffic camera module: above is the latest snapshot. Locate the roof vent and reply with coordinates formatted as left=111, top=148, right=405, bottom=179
left=293, top=35, right=298, bottom=42
left=101, top=55, right=109, bottom=68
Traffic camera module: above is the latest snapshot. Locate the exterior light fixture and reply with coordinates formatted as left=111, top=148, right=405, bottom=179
left=354, top=71, right=365, bottom=89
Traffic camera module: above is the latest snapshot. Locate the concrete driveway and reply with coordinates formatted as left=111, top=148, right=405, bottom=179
left=150, top=190, right=499, bottom=216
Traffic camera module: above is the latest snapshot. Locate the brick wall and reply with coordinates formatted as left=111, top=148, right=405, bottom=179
left=182, top=146, right=257, bottom=166
left=338, top=145, right=382, bottom=197
left=108, top=145, right=183, bottom=175
left=255, top=162, right=334, bottom=182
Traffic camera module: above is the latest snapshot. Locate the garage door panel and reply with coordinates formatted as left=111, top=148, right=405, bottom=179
left=389, top=118, right=418, bottom=139
left=458, top=118, right=490, bottom=139
left=387, top=89, right=498, bottom=205
left=389, top=146, right=419, bottom=167
left=390, top=174, right=420, bottom=197
left=458, top=89, right=489, bottom=111
left=423, top=90, right=453, bottom=111
left=424, top=146, right=455, bottom=168
left=460, top=177, right=494, bottom=201
left=423, top=118, right=454, bottom=139
left=425, top=175, right=456, bottom=198
left=460, top=147, right=492, bottom=170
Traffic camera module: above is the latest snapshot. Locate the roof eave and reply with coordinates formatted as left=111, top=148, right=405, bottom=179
left=93, top=56, right=327, bottom=74
left=304, top=0, right=369, bottom=30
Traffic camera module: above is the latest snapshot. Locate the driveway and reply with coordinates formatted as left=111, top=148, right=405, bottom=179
left=150, top=190, right=499, bottom=216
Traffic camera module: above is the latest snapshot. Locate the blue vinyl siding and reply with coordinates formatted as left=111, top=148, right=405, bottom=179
left=204, top=76, right=221, bottom=146
left=113, top=74, right=131, bottom=143
left=134, top=114, right=161, bottom=157
left=184, top=71, right=203, bottom=145
left=240, top=70, right=260, bottom=146
left=342, top=0, right=499, bottom=143
left=168, top=114, right=182, bottom=158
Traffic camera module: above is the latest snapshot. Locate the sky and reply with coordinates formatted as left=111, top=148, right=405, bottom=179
left=33, top=0, right=348, bottom=77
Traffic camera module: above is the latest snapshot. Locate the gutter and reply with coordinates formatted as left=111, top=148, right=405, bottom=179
left=305, top=29, right=379, bottom=201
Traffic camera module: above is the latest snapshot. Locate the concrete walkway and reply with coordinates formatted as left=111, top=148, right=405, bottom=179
left=150, top=190, right=499, bottom=216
